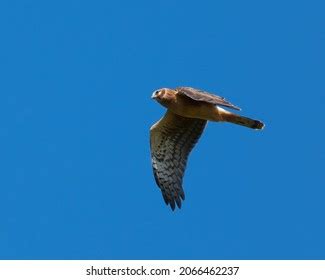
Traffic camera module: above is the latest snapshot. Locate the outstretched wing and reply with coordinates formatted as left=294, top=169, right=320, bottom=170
left=150, top=110, right=207, bottom=210
left=176, top=86, right=241, bottom=111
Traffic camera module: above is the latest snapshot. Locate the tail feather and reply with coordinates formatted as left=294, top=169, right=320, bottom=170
left=222, top=112, right=265, bottom=130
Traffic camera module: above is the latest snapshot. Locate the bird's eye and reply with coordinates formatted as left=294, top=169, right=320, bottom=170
left=155, top=90, right=160, bottom=95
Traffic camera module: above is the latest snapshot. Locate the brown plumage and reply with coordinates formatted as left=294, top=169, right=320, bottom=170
left=150, top=86, right=264, bottom=210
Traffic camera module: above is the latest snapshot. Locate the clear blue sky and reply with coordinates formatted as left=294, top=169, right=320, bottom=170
left=0, top=0, right=324, bottom=259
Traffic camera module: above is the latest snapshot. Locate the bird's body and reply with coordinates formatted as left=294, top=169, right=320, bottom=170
left=165, top=92, right=220, bottom=121
left=150, top=86, right=264, bottom=210
left=153, top=90, right=216, bottom=120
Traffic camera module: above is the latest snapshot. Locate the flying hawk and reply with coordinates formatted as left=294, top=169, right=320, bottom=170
left=150, top=86, right=264, bottom=210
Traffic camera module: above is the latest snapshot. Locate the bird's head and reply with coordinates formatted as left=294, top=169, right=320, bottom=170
left=151, top=88, right=175, bottom=107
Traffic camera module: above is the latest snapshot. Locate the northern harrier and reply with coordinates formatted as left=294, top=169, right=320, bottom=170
left=150, top=86, right=264, bottom=210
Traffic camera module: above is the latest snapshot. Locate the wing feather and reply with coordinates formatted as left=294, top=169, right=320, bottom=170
left=150, top=110, right=207, bottom=210
left=176, top=86, right=241, bottom=111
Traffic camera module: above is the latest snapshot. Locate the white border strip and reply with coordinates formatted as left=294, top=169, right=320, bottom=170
left=0, top=260, right=324, bottom=280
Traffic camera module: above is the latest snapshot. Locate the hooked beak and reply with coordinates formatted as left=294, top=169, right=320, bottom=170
left=151, top=91, right=158, bottom=99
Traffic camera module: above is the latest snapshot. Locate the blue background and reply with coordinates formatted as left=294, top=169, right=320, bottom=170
left=0, top=0, right=324, bottom=259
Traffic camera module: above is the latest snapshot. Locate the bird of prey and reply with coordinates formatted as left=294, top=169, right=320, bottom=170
left=150, top=86, right=264, bottom=210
